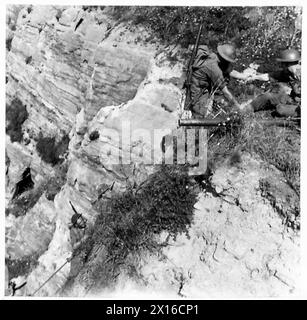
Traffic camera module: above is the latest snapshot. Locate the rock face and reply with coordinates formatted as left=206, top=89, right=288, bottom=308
left=6, top=5, right=183, bottom=296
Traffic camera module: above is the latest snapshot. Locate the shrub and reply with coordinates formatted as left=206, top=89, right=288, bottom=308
left=106, top=6, right=301, bottom=72
left=89, top=130, right=100, bottom=141
left=238, top=7, right=302, bottom=72
left=36, top=133, right=69, bottom=166
left=6, top=253, right=39, bottom=281
left=243, top=117, right=300, bottom=195
left=25, top=56, right=32, bottom=64
left=6, top=183, right=45, bottom=217
left=108, top=6, right=250, bottom=48
left=73, top=165, right=197, bottom=289
left=12, top=167, right=34, bottom=199
left=7, top=161, right=69, bottom=217
left=6, top=98, right=29, bottom=143
left=45, top=162, right=69, bottom=201
left=207, top=111, right=300, bottom=195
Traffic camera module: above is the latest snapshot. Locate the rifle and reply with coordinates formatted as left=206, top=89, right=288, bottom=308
left=179, top=117, right=230, bottom=127
left=178, top=115, right=300, bottom=128
left=184, top=21, right=204, bottom=110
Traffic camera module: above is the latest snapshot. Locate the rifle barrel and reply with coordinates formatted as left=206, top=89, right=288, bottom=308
left=178, top=118, right=300, bottom=128
left=179, top=118, right=228, bottom=127
left=184, top=22, right=204, bottom=110
left=259, top=119, right=300, bottom=126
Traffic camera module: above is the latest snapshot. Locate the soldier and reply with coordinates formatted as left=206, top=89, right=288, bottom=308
left=68, top=201, right=87, bottom=252
left=188, top=44, right=247, bottom=118
left=68, top=201, right=87, bottom=230
left=240, top=49, right=301, bottom=117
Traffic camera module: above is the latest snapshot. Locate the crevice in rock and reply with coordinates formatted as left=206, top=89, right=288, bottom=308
left=6, top=152, right=10, bottom=176
left=25, top=56, right=32, bottom=65
left=160, top=103, right=173, bottom=112
left=6, top=37, right=13, bottom=51
left=12, top=167, right=34, bottom=200
left=74, top=18, right=84, bottom=31
left=55, top=9, right=62, bottom=22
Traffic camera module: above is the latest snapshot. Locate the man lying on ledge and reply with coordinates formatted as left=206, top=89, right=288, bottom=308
left=239, top=49, right=301, bottom=118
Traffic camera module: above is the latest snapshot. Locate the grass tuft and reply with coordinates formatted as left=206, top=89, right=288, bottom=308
left=72, top=165, right=197, bottom=289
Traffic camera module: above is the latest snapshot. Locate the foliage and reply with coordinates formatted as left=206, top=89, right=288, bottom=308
left=207, top=111, right=300, bottom=196
left=89, top=130, right=100, bottom=141
left=6, top=184, right=45, bottom=217
left=6, top=253, right=39, bottom=281
left=36, top=133, right=69, bottom=166
left=73, top=165, right=197, bottom=287
left=12, top=168, right=34, bottom=199
left=7, top=161, right=68, bottom=217
left=243, top=116, right=300, bottom=195
left=45, top=162, right=69, bottom=201
left=110, top=6, right=249, bottom=48
left=107, top=6, right=301, bottom=72
left=6, top=98, right=29, bottom=143
left=237, top=7, right=302, bottom=72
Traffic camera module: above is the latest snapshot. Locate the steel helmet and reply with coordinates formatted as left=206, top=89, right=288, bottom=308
left=276, top=49, right=300, bottom=63
left=217, top=44, right=236, bottom=63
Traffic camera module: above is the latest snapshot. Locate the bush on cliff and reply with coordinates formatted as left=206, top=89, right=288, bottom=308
left=108, top=6, right=301, bottom=72
left=73, top=165, right=197, bottom=289
left=36, top=133, right=70, bottom=166
left=6, top=98, right=29, bottom=143
left=6, top=253, right=40, bottom=281
left=7, top=161, right=69, bottom=217
left=6, top=182, right=45, bottom=217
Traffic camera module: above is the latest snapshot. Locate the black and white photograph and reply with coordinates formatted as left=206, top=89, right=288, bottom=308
left=3, top=1, right=305, bottom=300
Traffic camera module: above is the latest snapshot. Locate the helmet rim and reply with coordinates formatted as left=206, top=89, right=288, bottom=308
left=217, top=44, right=236, bottom=63
left=276, top=49, right=300, bottom=63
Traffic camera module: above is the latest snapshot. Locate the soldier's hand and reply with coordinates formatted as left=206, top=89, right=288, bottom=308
left=245, top=74, right=255, bottom=82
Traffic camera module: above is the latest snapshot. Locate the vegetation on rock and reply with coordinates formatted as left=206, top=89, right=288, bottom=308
left=6, top=253, right=39, bottom=281
left=89, top=130, right=100, bottom=141
left=207, top=112, right=300, bottom=197
left=36, top=133, right=70, bottom=166
left=6, top=98, right=29, bottom=143
left=7, top=162, right=69, bottom=217
left=72, top=165, right=197, bottom=290
left=109, top=6, right=301, bottom=69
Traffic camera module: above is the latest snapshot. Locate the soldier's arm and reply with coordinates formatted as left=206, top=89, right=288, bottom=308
left=207, top=64, right=240, bottom=109
left=230, top=70, right=270, bottom=82
left=230, top=70, right=250, bottom=81
left=221, top=86, right=240, bottom=109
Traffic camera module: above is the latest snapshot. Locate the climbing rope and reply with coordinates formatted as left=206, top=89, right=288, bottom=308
left=29, top=257, right=71, bottom=296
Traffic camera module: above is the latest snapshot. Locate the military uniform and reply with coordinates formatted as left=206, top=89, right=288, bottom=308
left=250, top=50, right=301, bottom=117
left=190, top=46, right=231, bottom=118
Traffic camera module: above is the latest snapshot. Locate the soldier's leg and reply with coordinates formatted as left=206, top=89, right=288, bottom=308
left=190, top=92, right=209, bottom=119
left=275, top=104, right=299, bottom=117
left=250, top=92, right=281, bottom=112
